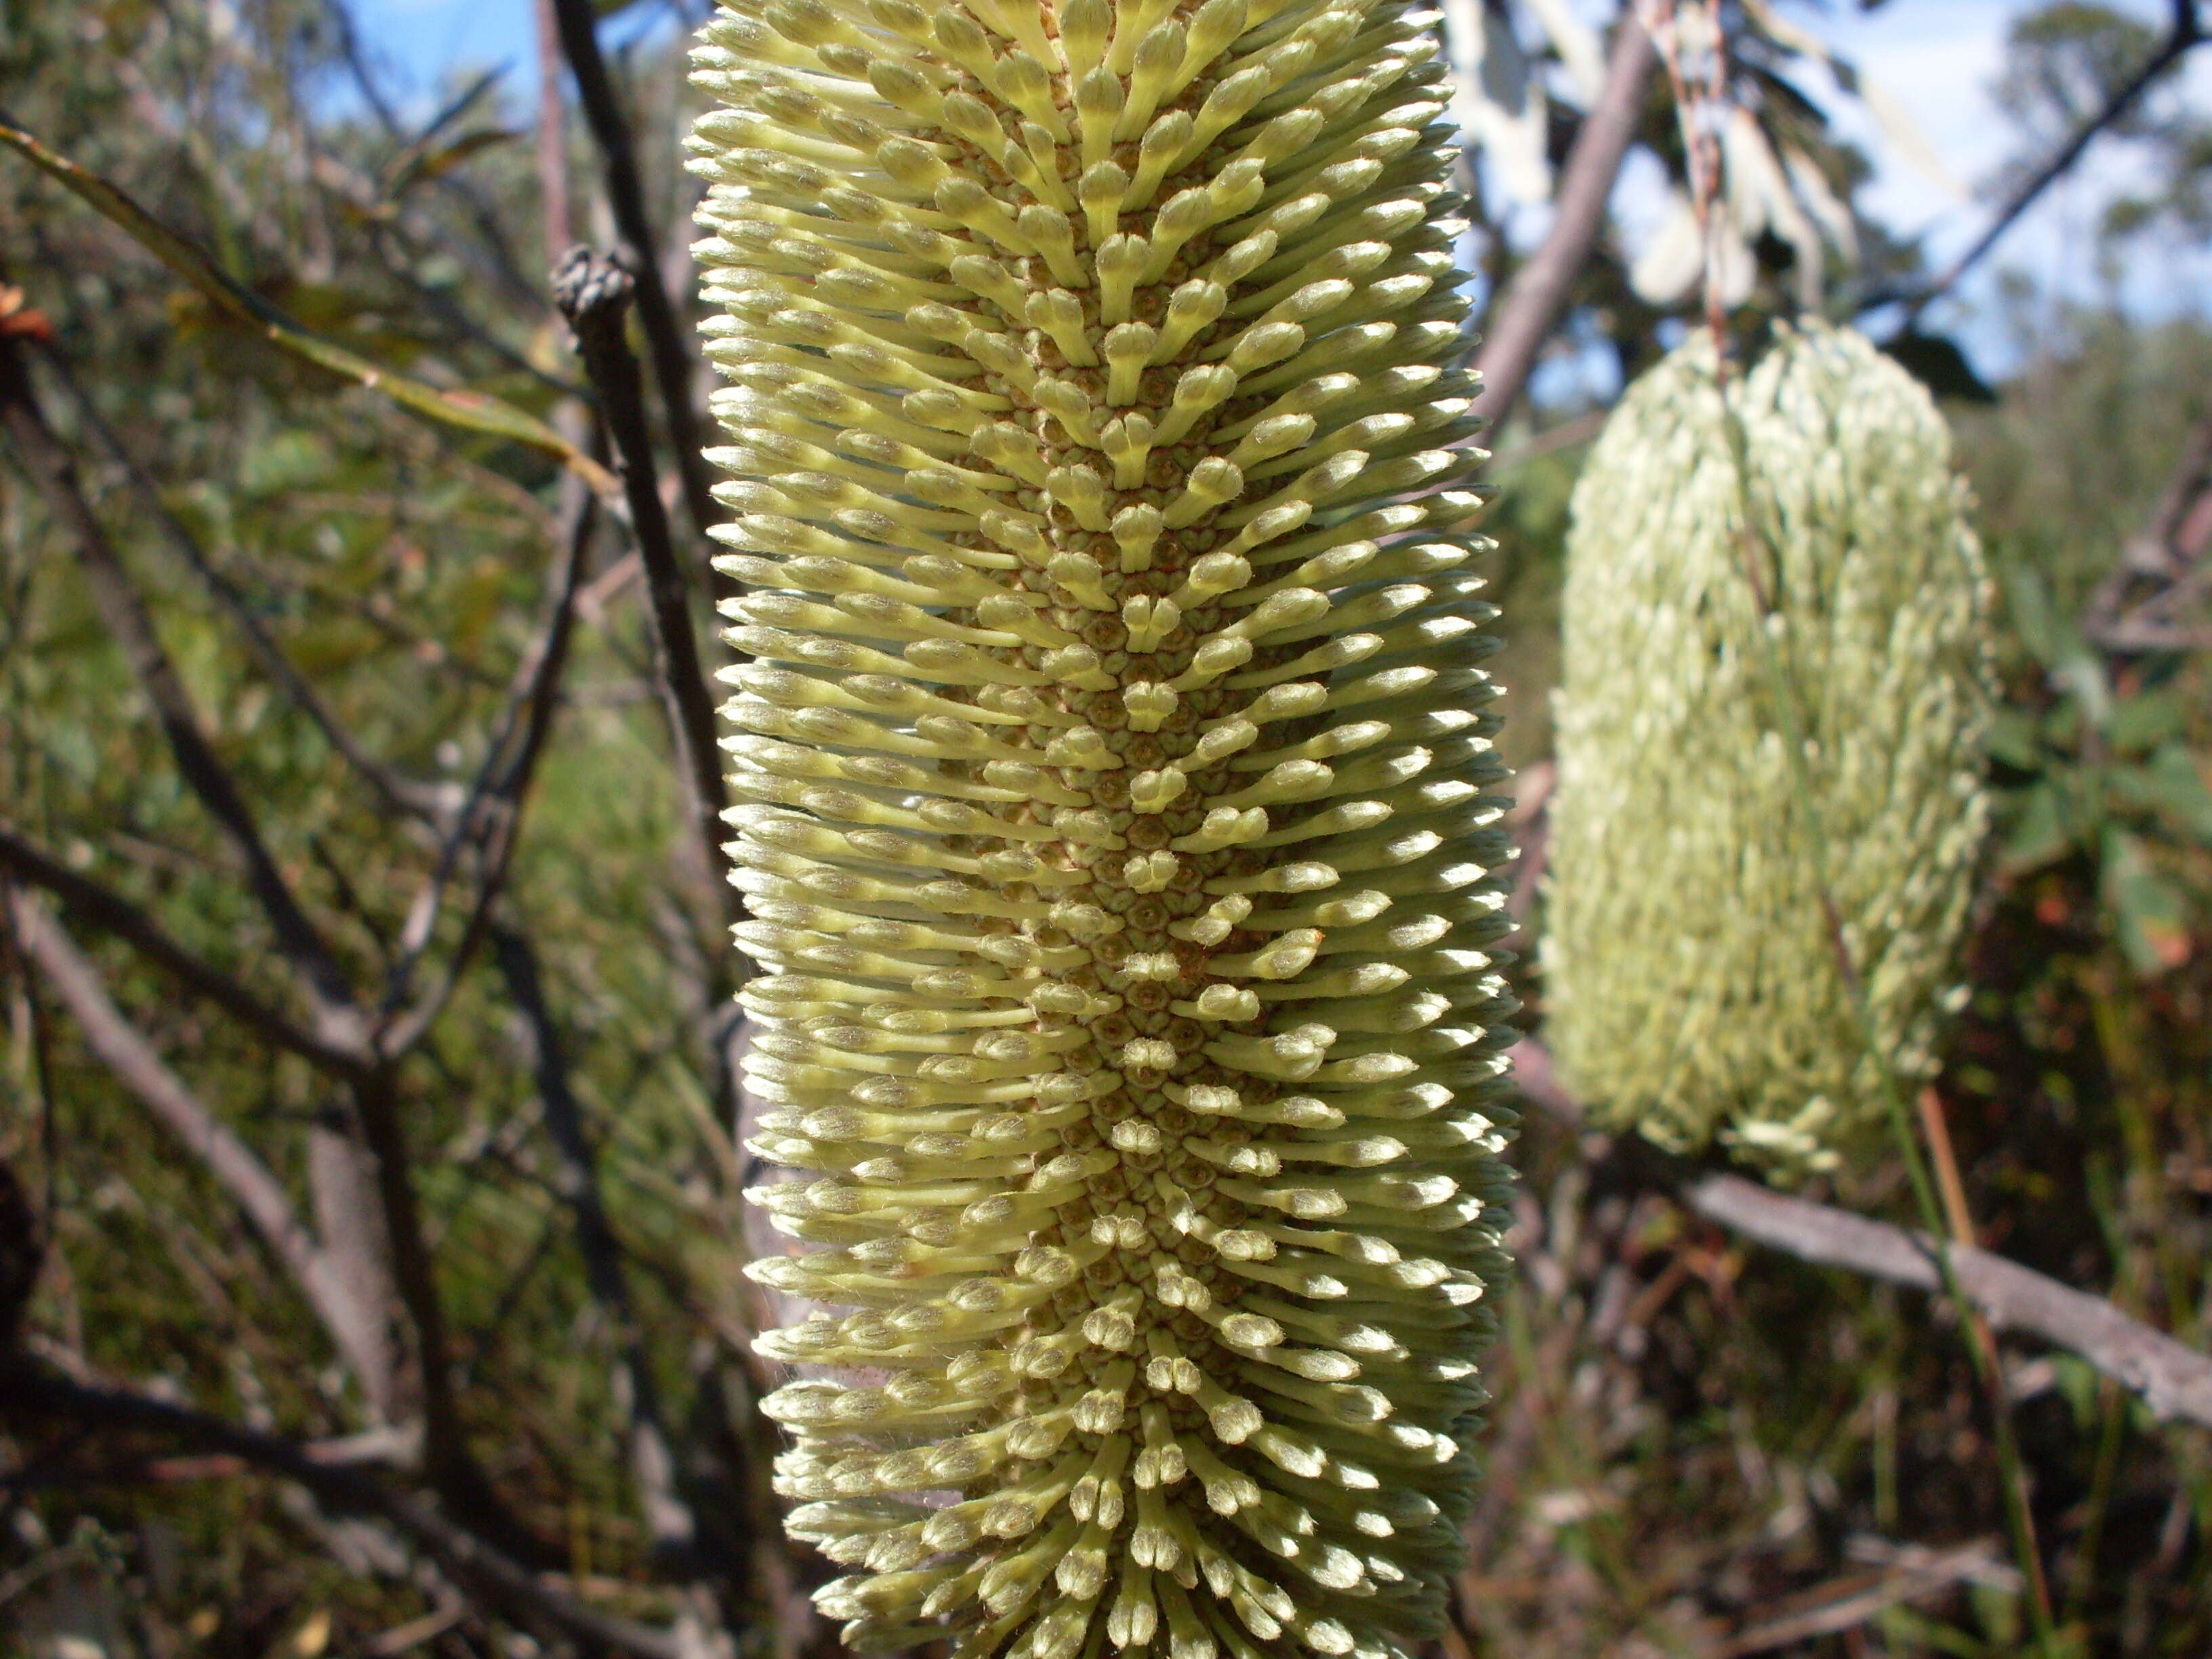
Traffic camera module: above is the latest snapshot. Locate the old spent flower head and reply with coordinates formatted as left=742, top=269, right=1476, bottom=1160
left=1543, top=321, right=1994, bottom=1172
left=687, top=0, right=1518, bottom=1652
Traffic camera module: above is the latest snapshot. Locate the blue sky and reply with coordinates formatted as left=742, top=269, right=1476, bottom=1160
left=346, top=0, right=537, bottom=90
left=344, top=0, right=2212, bottom=377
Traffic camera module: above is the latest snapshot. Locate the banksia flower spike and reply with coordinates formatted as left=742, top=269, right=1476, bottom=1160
left=1544, top=322, right=1994, bottom=1171
left=686, top=1, right=1517, bottom=1653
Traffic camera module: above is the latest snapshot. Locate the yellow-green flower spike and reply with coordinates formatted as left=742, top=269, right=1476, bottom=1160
left=1544, top=323, right=1994, bottom=1172
left=687, top=1, right=1517, bottom=1652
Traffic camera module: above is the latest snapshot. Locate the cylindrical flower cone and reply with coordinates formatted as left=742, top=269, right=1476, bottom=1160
left=1544, top=322, right=1994, bottom=1171
left=687, top=1, right=1518, bottom=1655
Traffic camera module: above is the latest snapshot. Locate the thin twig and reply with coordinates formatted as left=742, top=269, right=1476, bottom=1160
left=491, top=923, right=701, bottom=1564
left=1916, top=1087, right=1979, bottom=1249
left=1891, top=0, right=2205, bottom=327
left=534, top=0, right=574, bottom=274
left=0, top=826, right=362, bottom=1079
left=0, top=116, right=619, bottom=501
left=378, top=486, right=599, bottom=1059
left=7, top=893, right=397, bottom=1412
left=0, top=332, right=365, bottom=1046
left=1511, top=1040, right=2212, bottom=1433
left=1473, top=9, right=1656, bottom=428
left=546, top=0, right=721, bottom=551
left=0, top=1357, right=686, bottom=1659
left=35, top=345, right=444, bottom=821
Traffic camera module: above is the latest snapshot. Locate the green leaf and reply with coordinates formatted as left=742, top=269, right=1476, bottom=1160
left=1882, top=328, right=1998, bottom=404
left=239, top=431, right=336, bottom=497
left=1998, top=560, right=2068, bottom=669
left=2101, top=827, right=2193, bottom=975
left=1984, top=707, right=2046, bottom=772
left=2001, top=780, right=2076, bottom=872
left=2134, top=744, right=2212, bottom=841
left=0, top=117, right=618, bottom=502
left=2102, top=687, right=2187, bottom=755
left=389, top=127, right=523, bottom=194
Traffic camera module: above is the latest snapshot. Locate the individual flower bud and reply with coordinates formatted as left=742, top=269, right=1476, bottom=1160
left=1544, top=323, right=1995, bottom=1172
left=691, top=1, right=1515, bottom=1652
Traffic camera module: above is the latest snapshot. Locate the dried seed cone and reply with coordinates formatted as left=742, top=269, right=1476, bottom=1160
left=1544, top=323, right=1994, bottom=1170
left=687, top=0, right=1517, bottom=1652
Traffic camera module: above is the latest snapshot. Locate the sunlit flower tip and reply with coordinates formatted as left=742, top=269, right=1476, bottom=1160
left=691, top=0, right=1516, bottom=1651
left=1543, top=321, right=1995, bottom=1170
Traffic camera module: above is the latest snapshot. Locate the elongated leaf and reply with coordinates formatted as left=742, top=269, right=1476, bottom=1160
left=1984, top=707, right=2046, bottom=773
left=2104, top=687, right=2188, bottom=755
left=2130, top=744, right=2212, bottom=841
left=2102, top=827, right=2193, bottom=974
left=0, top=119, right=618, bottom=501
left=390, top=128, right=524, bottom=193
left=2001, top=779, right=2075, bottom=873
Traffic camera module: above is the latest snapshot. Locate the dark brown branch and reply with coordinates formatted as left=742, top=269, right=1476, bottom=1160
left=546, top=0, right=721, bottom=554
left=352, top=504, right=599, bottom=1561
left=553, top=249, right=739, bottom=923
left=8, top=893, right=396, bottom=1413
left=377, top=484, right=598, bottom=1061
left=35, top=344, right=447, bottom=822
left=1473, top=9, right=1656, bottom=427
left=491, top=923, right=699, bottom=1563
left=0, top=825, right=362, bottom=1079
left=344, top=1067, right=540, bottom=1557
left=0, top=333, right=365, bottom=1050
left=0, top=1356, right=685, bottom=1659
left=1, top=342, right=538, bottom=1533
left=1510, top=1040, right=2212, bottom=1433
left=1897, top=0, right=2205, bottom=326
left=0, top=331, right=493, bottom=1465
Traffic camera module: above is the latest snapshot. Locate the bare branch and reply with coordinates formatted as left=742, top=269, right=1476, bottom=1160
left=0, top=1356, right=687, bottom=1659
left=1681, top=1174, right=2212, bottom=1433
left=1473, top=9, right=1656, bottom=428
left=553, top=249, right=739, bottom=926
left=7, top=891, right=396, bottom=1414
left=344, top=1067, right=544, bottom=1556
left=0, top=825, right=363, bottom=1078
left=0, top=333, right=365, bottom=1050
left=343, top=488, right=598, bottom=1551
left=1896, top=3, right=2206, bottom=327
left=377, top=486, right=598, bottom=1059
left=2, top=329, right=541, bottom=1527
left=37, top=344, right=447, bottom=822
left=491, top=922, right=701, bottom=1563
left=546, top=0, right=722, bottom=553
left=0, top=333, right=453, bottom=1443
left=1510, top=1040, right=2212, bottom=1433
left=2085, top=406, right=2212, bottom=649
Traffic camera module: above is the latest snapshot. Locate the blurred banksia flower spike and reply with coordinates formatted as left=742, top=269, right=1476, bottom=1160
left=1544, top=322, right=1994, bottom=1172
left=686, top=0, right=1519, bottom=1651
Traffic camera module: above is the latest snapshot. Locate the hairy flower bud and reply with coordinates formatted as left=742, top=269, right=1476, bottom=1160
left=689, top=0, right=1516, bottom=1651
left=1544, top=323, right=1994, bottom=1170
